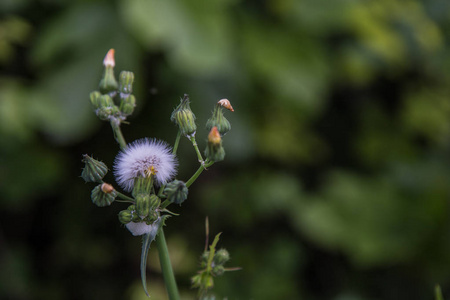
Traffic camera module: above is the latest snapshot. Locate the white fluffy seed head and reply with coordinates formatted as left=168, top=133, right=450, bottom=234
left=113, top=138, right=178, bottom=192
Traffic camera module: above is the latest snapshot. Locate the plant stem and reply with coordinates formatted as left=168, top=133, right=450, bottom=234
left=189, top=135, right=204, bottom=164
left=157, top=131, right=182, bottom=198
left=116, top=191, right=135, bottom=202
left=115, top=199, right=135, bottom=204
left=110, top=119, right=127, bottom=150
left=186, top=160, right=214, bottom=188
left=156, top=228, right=180, bottom=300
left=173, top=131, right=181, bottom=155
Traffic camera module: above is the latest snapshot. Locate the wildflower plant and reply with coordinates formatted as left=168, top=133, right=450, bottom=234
left=81, top=49, right=237, bottom=299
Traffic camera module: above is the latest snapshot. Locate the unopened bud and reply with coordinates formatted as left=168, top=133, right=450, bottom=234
left=205, top=127, right=225, bottom=162
left=164, top=180, right=188, bottom=205
left=99, top=49, right=118, bottom=94
left=98, top=94, right=115, bottom=108
left=89, top=91, right=102, bottom=108
left=206, top=100, right=232, bottom=136
left=135, top=194, right=151, bottom=217
left=127, top=204, right=141, bottom=222
left=149, top=194, right=161, bottom=210
left=118, top=210, right=133, bottom=224
left=91, top=184, right=117, bottom=207
left=101, top=183, right=114, bottom=193
left=81, top=154, right=108, bottom=183
left=119, top=71, right=134, bottom=95
left=218, top=99, right=234, bottom=112
left=212, top=265, right=225, bottom=276
left=171, top=94, right=197, bottom=136
left=119, top=94, right=136, bottom=116
left=213, top=248, right=230, bottom=265
left=103, top=49, right=115, bottom=67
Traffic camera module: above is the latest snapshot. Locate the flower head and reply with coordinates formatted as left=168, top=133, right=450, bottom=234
left=113, top=138, right=178, bottom=192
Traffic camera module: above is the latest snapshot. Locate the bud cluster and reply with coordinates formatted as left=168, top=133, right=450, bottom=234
left=191, top=230, right=239, bottom=297
left=82, top=50, right=236, bottom=297
left=89, top=49, right=137, bottom=123
left=204, top=99, right=234, bottom=162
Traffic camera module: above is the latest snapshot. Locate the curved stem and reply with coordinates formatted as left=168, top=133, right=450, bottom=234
left=189, top=135, right=204, bottom=164
left=156, top=228, right=180, bottom=300
left=186, top=160, right=214, bottom=188
left=110, top=119, right=127, bottom=150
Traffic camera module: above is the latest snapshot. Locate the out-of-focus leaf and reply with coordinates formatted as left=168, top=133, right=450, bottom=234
left=241, top=18, right=329, bottom=113
left=120, top=0, right=233, bottom=76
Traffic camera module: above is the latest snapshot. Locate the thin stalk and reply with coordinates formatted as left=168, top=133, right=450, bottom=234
left=186, top=160, right=214, bottom=188
left=189, top=135, right=204, bottom=164
left=156, top=228, right=180, bottom=300
left=114, top=199, right=135, bottom=204
left=173, top=131, right=181, bottom=155
left=157, top=131, right=182, bottom=198
left=116, top=191, right=135, bottom=202
left=110, top=119, right=127, bottom=150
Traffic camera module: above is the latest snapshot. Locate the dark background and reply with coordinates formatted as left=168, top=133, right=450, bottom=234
left=1, top=0, right=450, bottom=299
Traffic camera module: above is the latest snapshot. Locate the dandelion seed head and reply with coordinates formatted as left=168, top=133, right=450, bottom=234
left=113, top=138, right=178, bottom=192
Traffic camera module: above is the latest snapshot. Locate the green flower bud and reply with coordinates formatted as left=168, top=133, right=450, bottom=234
left=99, top=66, right=118, bottom=94
left=205, top=127, right=225, bottom=162
left=149, top=194, right=161, bottom=210
left=132, top=176, right=154, bottom=197
left=127, top=205, right=141, bottom=222
left=96, top=107, right=113, bottom=121
left=89, top=91, right=102, bottom=108
left=91, top=183, right=117, bottom=207
left=99, top=49, right=118, bottom=94
left=211, top=265, right=225, bottom=276
left=98, top=94, right=115, bottom=108
left=81, top=154, right=108, bottom=183
left=171, top=94, right=197, bottom=136
left=164, top=180, right=188, bottom=205
left=144, top=210, right=159, bottom=224
left=119, top=94, right=136, bottom=116
left=135, top=194, right=151, bottom=217
left=119, top=71, right=134, bottom=94
left=206, top=103, right=231, bottom=136
left=213, top=248, right=230, bottom=265
left=118, top=210, right=133, bottom=224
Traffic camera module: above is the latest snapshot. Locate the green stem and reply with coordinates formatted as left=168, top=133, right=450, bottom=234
left=115, top=199, right=135, bottom=204
left=157, top=131, right=182, bottom=198
left=116, top=191, right=135, bottom=202
left=110, top=119, right=127, bottom=150
left=186, top=160, right=214, bottom=188
left=173, top=131, right=181, bottom=155
left=156, top=228, right=180, bottom=300
left=189, top=135, right=204, bottom=164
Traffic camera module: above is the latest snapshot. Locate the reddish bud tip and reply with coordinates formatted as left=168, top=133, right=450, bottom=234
left=101, top=183, right=115, bottom=194
left=218, top=99, right=234, bottom=112
left=208, top=126, right=222, bottom=145
left=103, top=49, right=115, bottom=67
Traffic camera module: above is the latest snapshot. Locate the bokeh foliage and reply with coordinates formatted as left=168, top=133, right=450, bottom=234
left=1, top=0, right=450, bottom=299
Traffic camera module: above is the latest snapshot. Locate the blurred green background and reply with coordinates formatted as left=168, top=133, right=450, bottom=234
left=1, top=0, right=450, bottom=299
